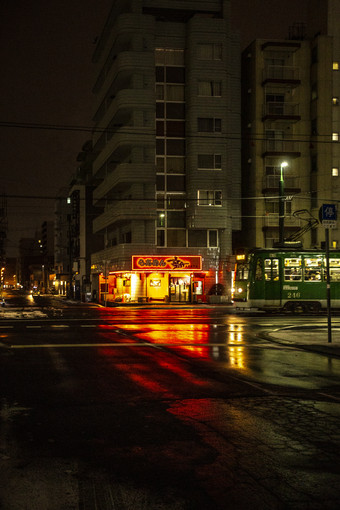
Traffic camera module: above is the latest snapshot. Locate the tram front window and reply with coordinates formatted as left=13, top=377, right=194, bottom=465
left=236, top=263, right=249, bottom=280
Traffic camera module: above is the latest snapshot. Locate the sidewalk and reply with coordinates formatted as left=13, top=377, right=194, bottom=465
left=265, top=325, right=340, bottom=358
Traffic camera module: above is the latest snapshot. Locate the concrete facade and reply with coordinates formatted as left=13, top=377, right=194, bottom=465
left=90, top=0, right=241, bottom=304
left=239, top=1, right=340, bottom=251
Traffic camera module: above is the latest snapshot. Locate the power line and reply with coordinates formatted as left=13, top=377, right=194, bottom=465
left=0, top=120, right=338, bottom=143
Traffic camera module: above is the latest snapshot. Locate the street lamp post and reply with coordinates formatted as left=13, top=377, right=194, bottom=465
left=279, top=161, right=288, bottom=245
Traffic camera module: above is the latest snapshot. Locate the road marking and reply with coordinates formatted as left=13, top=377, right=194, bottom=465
left=51, top=324, right=70, bottom=328
left=0, top=325, right=14, bottom=329
left=10, top=342, right=231, bottom=349
left=26, top=325, right=42, bottom=328
left=80, top=325, right=96, bottom=328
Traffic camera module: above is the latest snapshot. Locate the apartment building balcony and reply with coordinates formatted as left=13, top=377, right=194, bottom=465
left=93, top=129, right=155, bottom=177
left=262, top=174, right=301, bottom=193
left=93, top=163, right=155, bottom=205
left=262, top=65, right=300, bottom=86
left=93, top=89, right=154, bottom=146
left=93, top=200, right=157, bottom=234
left=93, top=51, right=154, bottom=117
left=262, top=139, right=301, bottom=158
left=262, top=102, right=300, bottom=121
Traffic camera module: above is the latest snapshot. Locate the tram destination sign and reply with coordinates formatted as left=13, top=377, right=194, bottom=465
left=319, top=203, right=337, bottom=229
left=132, top=255, right=202, bottom=271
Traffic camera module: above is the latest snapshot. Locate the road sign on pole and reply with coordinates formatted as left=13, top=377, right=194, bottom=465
left=319, top=204, right=337, bottom=343
left=320, top=203, right=337, bottom=229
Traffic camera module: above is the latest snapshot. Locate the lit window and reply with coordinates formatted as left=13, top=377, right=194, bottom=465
left=332, top=167, right=339, bottom=177
left=333, top=97, right=339, bottom=106
left=197, top=190, right=222, bottom=206
left=332, top=132, right=339, bottom=141
left=333, top=62, right=339, bottom=70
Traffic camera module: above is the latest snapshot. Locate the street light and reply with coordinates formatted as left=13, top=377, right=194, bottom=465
left=279, top=161, right=288, bottom=245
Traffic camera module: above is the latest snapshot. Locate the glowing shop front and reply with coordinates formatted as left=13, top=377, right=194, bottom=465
left=98, top=255, right=206, bottom=304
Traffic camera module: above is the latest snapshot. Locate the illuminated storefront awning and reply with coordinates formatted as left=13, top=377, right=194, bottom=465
left=132, top=255, right=202, bottom=271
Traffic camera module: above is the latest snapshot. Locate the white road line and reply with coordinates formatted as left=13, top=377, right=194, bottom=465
left=0, top=325, right=14, bottom=329
left=51, top=324, right=70, bottom=328
left=10, top=342, right=231, bottom=349
left=26, top=325, right=42, bottom=328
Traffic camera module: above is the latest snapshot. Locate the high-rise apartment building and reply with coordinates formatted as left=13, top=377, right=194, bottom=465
left=90, top=0, right=241, bottom=304
left=239, top=1, right=340, bottom=251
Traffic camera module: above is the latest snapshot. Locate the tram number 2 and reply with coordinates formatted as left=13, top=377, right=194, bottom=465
left=287, top=292, right=301, bottom=299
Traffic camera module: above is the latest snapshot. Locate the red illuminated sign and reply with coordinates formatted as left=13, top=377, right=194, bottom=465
left=132, top=255, right=202, bottom=271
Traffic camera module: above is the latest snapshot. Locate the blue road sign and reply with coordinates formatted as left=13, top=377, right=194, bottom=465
left=321, top=204, right=337, bottom=221
left=320, top=204, right=337, bottom=228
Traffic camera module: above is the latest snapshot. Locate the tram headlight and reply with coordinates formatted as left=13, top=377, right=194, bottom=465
left=237, top=287, right=243, bottom=293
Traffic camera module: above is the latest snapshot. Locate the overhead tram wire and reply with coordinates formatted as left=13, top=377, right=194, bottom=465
left=0, top=120, right=338, bottom=144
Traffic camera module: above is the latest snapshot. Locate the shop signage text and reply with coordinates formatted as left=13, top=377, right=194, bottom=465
left=132, top=255, right=202, bottom=271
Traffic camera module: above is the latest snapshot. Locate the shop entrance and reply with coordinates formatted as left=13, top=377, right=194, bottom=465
left=169, top=275, right=191, bottom=302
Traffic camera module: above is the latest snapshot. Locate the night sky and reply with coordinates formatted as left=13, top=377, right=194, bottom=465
left=0, top=0, right=309, bottom=257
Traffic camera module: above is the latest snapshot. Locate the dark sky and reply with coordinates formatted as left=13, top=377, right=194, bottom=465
left=0, top=0, right=308, bottom=257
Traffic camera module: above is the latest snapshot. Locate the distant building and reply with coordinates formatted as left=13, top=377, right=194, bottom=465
left=90, top=0, right=241, bottom=304
left=54, top=188, right=70, bottom=295
left=17, top=237, right=43, bottom=291
left=238, top=1, right=340, bottom=250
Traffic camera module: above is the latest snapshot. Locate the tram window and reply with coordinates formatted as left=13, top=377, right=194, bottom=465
left=284, top=258, right=302, bottom=281
left=284, top=267, right=302, bottom=281
left=304, top=268, right=321, bottom=281
left=330, top=268, right=340, bottom=281
left=255, top=259, right=263, bottom=281
left=236, top=263, right=249, bottom=280
left=304, top=258, right=322, bottom=281
left=329, top=259, right=340, bottom=280
left=264, top=258, right=279, bottom=280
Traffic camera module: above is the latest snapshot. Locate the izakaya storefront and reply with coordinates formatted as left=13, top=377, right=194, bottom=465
left=98, top=255, right=207, bottom=304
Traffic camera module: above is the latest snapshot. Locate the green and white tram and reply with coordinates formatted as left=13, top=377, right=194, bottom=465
left=233, top=248, right=340, bottom=312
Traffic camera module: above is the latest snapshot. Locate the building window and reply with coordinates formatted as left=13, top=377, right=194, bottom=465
left=198, top=81, right=222, bottom=97
left=333, top=62, right=339, bottom=70
left=197, top=43, right=222, bottom=60
left=332, top=132, right=339, bottom=141
left=157, top=212, right=165, bottom=227
left=198, top=154, right=222, bottom=170
left=208, top=230, right=218, bottom=247
left=197, top=190, right=222, bottom=206
left=167, top=229, right=186, bottom=247
left=332, top=167, right=339, bottom=177
left=157, top=229, right=165, bottom=246
left=333, top=97, right=339, bottom=106
left=197, top=118, right=222, bottom=132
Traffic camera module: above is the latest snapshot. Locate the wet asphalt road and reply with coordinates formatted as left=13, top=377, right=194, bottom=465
left=1, top=291, right=340, bottom=509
